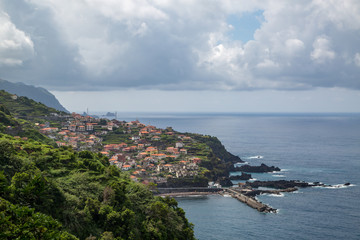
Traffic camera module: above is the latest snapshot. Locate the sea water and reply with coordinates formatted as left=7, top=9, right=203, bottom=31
left=116, top=113, right=360, bottom=239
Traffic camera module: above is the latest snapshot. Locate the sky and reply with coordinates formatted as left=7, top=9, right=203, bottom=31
left=0, top=0, right=359, bottom=113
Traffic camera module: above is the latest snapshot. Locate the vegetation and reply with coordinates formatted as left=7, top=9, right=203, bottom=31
left=0, top=88, right=244, bottom=238
left=0, top=103, right=54, bottom=145
left=0, top=135, right=195, bottom=239
left=0, top=90, right=64, bottom=118
left=0, top=89, right=195, bottom=239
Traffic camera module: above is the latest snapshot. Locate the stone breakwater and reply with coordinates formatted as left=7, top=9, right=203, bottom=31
left=224, top=188, right=279, bottom=213
left=155, top=180, right=350, bottom=213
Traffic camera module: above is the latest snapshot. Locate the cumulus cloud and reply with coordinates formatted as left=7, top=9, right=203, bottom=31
left=311, top=36, right=335, bottom=63
left=0, top=0, right=359, bottom=90
left=0, top=11, right=34, bottom=66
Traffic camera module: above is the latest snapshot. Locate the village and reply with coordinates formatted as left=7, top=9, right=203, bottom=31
left=37, top=113, right=205, bottom=184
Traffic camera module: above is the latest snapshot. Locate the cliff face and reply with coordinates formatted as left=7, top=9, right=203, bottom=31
left=0, top=79, right=68, bottom=112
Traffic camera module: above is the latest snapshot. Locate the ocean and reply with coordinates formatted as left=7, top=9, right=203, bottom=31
left=115, top=113, right=360, bottom=239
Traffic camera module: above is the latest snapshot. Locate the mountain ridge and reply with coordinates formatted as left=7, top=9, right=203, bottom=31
left=0, top=78, right=69, bottom=113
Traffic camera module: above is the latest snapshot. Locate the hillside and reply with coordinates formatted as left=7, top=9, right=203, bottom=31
left=0, top=135, right=195, bottom=239
left=0, top=79, right=68, bottom=112
left=0, top=91, right=195, bottom=239
left=0, top=89, right=65, bottom=118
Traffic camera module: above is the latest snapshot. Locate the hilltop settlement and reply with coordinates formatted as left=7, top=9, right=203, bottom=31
left=41, top=113, right=217, bottom=185
left=1, top=90, right=201, bottom=239
left=1, top=90, right=242, bottom=189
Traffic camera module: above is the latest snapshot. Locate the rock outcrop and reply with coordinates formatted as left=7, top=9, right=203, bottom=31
left=234, top=163, right=280, bottom=173
left=229, top=172, right=252, bottom=180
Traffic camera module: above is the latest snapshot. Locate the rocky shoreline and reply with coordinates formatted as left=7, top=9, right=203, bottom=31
left=156, top=179, right=351, bottom=213
left=232, top=163, right=281, bottom=173
left=228, top=180, right=351, bottom=212
left=154, top=158, right=351, bottom=213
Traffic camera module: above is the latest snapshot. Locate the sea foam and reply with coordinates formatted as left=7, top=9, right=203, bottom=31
left=272, top=174, right=285, bottom=178
left=248, top=155, right=264, bottom=159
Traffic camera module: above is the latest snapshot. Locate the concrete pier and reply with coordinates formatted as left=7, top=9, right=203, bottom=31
left=155, top=187, right=280, bottom=213
left=225, top=188, right=277, bottom=213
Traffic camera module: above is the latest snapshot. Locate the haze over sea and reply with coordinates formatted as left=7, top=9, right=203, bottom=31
left=111, top=113, right=360, bottom=239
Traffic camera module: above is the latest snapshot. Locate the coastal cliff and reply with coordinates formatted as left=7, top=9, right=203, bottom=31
left=0, top=79, right=68, bottom=112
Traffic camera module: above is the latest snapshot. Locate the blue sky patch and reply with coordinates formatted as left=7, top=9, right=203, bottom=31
left=227, top=10, right=264, bottom=43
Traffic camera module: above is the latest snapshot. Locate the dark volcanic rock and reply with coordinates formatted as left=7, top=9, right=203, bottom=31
left=246, top=180, right=350, bottom=190
left=247, top=180, right=314, bottom=189
left=234, top=163, right=280, bottom=173
left=229, top=172, right=252, bottom=180
left=218, top=177, right=233, bottom=187
left=243, top=187, right=298, bottom=197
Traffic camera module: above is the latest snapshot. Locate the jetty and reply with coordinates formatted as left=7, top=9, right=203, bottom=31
left=155, top=187, right=279, bottom=213
left=224, top=188, right=277, bottom=213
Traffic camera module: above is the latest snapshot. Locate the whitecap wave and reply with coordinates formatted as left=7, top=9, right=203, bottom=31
left=315, top=183, right=353, bottom=189
left=281, top=169, right=289, bottom=172
left=235, top=162, right=248, bottom=165
left=248, top=155, right=263, bottom=159
left=324, top=184, right=351, bottom=189
left=272, top=174, right=285, bottom=178
left=222, top=194, right=231, bottom=198
left=265, top=193, right=285, bottom=197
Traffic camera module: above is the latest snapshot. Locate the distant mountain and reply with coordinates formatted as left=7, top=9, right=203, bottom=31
left=0, top=78, right=68, bottom=112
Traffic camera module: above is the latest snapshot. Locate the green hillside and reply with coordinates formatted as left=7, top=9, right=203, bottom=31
left=0, top=135, right=194, bottom=239
left=0, top=91, right=195, bottom=239
left=0, top=79, right=68, bottom=112
left=0, top=90, right=63, bottom=117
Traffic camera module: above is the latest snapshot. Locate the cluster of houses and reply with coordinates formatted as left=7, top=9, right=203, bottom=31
left=37, top=113, right=204, bottom=183
left=102, top=123, right=203, bottom=182
left=38, top=113, right=109, bottom=150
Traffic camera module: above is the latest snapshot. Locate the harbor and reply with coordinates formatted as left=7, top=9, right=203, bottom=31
left=156, top=179, right=345, bottom=213
left=155, top=186, right=291, bottom=213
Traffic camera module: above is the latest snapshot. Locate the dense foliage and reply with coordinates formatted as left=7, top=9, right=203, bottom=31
left=0, top=197, right=77, bottom=239
left=0, top=89, right=195, bottom=239
left=0, top=104, right=54, bottom=144
left=0, top=135, right=195, bottom=239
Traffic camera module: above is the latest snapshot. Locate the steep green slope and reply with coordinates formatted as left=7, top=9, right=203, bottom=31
left=0, top=135, right=195, bottom=239
left=0, top=90, right=64, bottom=117
left=0, top=104, right=53, bottom=144
left=0, top=79, right=68, bottom=112
left=0, top=90, right=195, bottom=239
